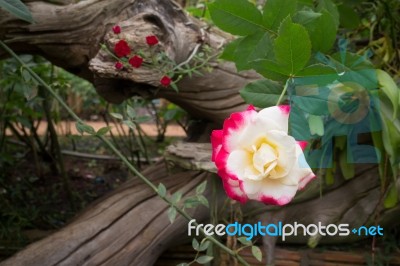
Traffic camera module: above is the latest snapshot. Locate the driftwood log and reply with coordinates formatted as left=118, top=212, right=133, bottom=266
left=1, top=0, right=399, bottom=265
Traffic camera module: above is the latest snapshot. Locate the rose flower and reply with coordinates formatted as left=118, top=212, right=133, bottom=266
left=211, top=105, right=315, bottom=205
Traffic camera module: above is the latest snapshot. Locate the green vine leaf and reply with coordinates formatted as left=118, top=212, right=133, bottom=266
left=251, top=245, right=263, bottom=262
left=196, top=255, right=213, bottom=264
left=274, top=17, right=312, bottom=75
left=208, top=0, right=263, bottom=36
left=0, top=0, right=34, bottom=23
left=75, top=122, right=96, bottom=135
left=158, top=183, right=167, bottom=197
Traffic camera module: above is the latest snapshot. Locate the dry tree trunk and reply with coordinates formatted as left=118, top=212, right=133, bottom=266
left=1, top=0, right=399, bottom=265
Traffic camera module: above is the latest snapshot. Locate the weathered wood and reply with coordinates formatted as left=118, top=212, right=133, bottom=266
left=1, top=161, right=213, bottom=266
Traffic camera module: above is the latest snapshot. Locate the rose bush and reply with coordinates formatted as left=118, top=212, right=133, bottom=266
left=211, top=105, right=315, bottom=205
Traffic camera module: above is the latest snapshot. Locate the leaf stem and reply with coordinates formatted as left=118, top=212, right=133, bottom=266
left=276, top=78, right=290, bottom=106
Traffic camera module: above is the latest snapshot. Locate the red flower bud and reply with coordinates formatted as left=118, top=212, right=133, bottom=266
left=115, top=61, right=123, bottom=70
left=114, top=40, right=130, bottom=57
left=112, top=25, right=121, bottom=34
left=146, top=35, right=159, bottom=46
left=128, top=55, right=143, bottom=68
left=160, top=76, right=172, bottom=87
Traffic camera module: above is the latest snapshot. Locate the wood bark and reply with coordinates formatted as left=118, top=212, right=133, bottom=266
left=1, top=0, right=399, bottom=265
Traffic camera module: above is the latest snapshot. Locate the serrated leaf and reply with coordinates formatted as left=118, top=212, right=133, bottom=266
left=293, top=10, right=322, bottom=25
left=192, top=238, right=200, bottom=251
left=317, top=0, right=339, bottom=27
left=251, top=59, right=288, bottom=81
left=237, top=236, right=252, bottom=246
left=197, top=195, right=209, bottom=208
left=126, top=105, right=136, bottom=119
left=296, top=64, right=336, bottom=76
left=274, top=17, right=311, bottom=75
left=97, top=126, right=111, bottom=136
left=251, top=246, right=263, bottom=262
left=233, top=31, right=274, bottom=71
left=301, top=9, right=337, bottom=53
left=168, top=207, right=177, bottom=223
left=262, top=0, right=297, bottom=32
left=75, top=122, right=96, bottom=135
left=220, top=38, right=243, bottom=61
left=171, top=191, right=182, bottom=204
left=158, top=183, right=167, bottom=197
left=196, top=255, right=213, bottom=264
left=196, top=181, right=207, bottom=195
left=110, top=112, right=123, bottom=120
left=0, top=0, right=34, bottom=23
left=240, top=79, right=285, bottom=108
left=208, top=0, right=263, bottom=36
left=308, top=115, right=324, bottom=136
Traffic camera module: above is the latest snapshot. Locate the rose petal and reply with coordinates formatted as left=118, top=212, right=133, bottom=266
left=258, top=105, right=290, bottom=133
left=226, top=150, right=253, bottom=181
left=222, top=179, right=247, bottom=203
left=241, top=178, right=297, bottom=206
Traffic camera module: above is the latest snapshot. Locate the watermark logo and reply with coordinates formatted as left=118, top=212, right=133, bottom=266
left=188, top=220, right=383, bottom=241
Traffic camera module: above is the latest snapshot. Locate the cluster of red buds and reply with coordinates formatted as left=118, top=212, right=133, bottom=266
left=111, top=25, right=172, bottom=87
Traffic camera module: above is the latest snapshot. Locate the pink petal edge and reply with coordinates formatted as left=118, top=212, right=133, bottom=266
left=299, top=173, right=316, bottom=190
left=278, top=105, right=290, bottom=115
left=260, top=195, right=293, bottom=206
left=297, top=141, right=308, bottom=151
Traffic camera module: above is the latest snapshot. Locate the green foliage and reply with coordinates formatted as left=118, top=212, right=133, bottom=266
left=240, top=79, right=285, bottom=108
left=0, top=0, right=34, bottom=23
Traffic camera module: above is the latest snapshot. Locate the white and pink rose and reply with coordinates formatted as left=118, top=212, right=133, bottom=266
left=211, top=105, right=315, bottom=206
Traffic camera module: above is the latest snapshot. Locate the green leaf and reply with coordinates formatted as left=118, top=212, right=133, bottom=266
left=251, top=246, right=263, bottom=262
left=192, top=238, right=200, bottom=251
left=110, top=112, right=123, bottom=120
left=237, top=237, right=252, bottom=246
left=21, top=69, right=32, bottom=82
left=122, top=120, right=136, bottom=130
left=184, top=197, right=202, bottom=209
left=293, top=10, right=322, bottom=25
left=167, top=207, right=177, bottom=223
left=126, top=105, right=136, bottom=119
left=197, top=195, right=209, bottom=208
left=0, top=0, right=34, bottom=23
left=220, top=38, right=243, bottom=61
left=96, top=126, right=111, bottom=136
left=274, top=17, right=311, bottom=75
left=233, top=31, right=274, bottom=71
left=316, top=0, right=339, bottom=27
left=251, top=59, right=288, bottom=81
left=377, top=69, right=399, bottom=119
left=75, top=122, right=96, bottom=135
left=171, top=191, right=182, bottom=204
left=199, top=240, right=210, bottom=251
left=338, top=3, right=360, bottom=29
left=339, top=150, right=355, bottom=180
left=208, top=0, right=263, bottom=36
left=301, top=9, right=337, bottom=53
left=196, top=255, right=213, bottom=264
left=295, top=64, right=337, bottom=77
left=158, top=183, right=167, bottom=197
left=240, top=79, right=284, bottom=108
left=196, top=181, right=207, bottom=195
left=262, top=0, right=297, bottom=32
left=308, top=115, right=324, bottom=136
left=384, top=184, right=398, bottom=209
